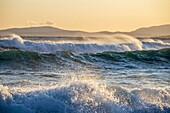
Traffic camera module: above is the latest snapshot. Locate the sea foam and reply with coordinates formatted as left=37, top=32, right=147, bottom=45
left=0, top=76, right=170, bottom=113
left=0, top=34, right=170, bottom=53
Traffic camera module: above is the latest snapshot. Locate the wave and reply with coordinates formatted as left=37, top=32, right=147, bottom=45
left=0, top=48, right=170, bottom=64
left=0, top=35, right=170, bottom=113
left=0, top=35, right=170, bottom=53
left=0, top=76, right=170, bottom=113
left=88, top=48, right=170, bottom=63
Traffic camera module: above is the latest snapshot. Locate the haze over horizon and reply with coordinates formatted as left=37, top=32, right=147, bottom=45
left=1, top=0, right=170, bottom=32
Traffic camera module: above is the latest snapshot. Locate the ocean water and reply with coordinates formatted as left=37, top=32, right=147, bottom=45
left=0, top=35, right=170, bottom=113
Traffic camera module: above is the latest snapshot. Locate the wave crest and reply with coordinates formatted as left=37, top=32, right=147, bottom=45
left=0, top=48, right=169, bottom=64
left=0, top=35, right=170, bottom=53
left=0, top=76, right=170, bottom=113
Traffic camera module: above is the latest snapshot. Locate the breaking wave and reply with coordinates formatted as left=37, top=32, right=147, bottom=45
left=0, top=35, right=170, bottom=53
left=0, top=76, right=170, bottom=113
left=0, top=35, right=170, bottom=113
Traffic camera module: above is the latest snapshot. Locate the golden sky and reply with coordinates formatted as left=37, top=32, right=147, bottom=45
left=0, top=0, right=170, bottom=32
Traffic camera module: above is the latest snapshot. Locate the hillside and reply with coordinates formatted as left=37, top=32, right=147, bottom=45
left=0, top=24, right=170, bottom=37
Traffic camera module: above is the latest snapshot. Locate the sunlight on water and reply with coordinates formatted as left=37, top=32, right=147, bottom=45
left=0, top=34, right=170, bottom=53
left=0, top=35, right=170, bottom=113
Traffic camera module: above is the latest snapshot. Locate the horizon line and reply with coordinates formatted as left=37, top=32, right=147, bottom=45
left=0, top=23, right=170, bottom=33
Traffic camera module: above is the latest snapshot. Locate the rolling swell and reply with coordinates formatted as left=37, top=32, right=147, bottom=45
left=0, top=50, right=41, bottom=61
left=0, top=48, right=169, bottom=64
left=87, top=48, right=170, bottom=63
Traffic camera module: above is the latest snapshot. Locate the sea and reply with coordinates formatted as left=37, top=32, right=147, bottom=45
left=0, top=34, right=170, bottom=113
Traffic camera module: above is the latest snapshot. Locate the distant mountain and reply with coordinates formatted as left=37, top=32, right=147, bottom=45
left=0, top=26, right=90, bottom=37
left=129, top=24, right=170, bottom=37
left=0, top=24, right=170, bottom=37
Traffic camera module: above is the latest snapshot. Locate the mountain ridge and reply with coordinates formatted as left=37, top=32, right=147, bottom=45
left=0, top=24, right=170, bottom=37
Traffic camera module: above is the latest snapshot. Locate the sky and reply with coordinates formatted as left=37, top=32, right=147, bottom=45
left=0, top=0, right=170, bottom=32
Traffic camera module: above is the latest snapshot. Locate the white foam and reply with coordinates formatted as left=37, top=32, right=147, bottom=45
left=0, top=76, right=169, bottom=113
left=0, top=35, right=170, bottom=53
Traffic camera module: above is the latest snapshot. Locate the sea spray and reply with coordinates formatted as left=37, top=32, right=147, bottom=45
left=0, top=34, right=170, bottom=53
left=0, top=35, right=170, bottom=113
left=0, top=76, right=170, bottom=113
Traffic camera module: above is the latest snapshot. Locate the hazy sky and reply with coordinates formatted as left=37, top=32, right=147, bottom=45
left=0, top=0, right=170, bottom=31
